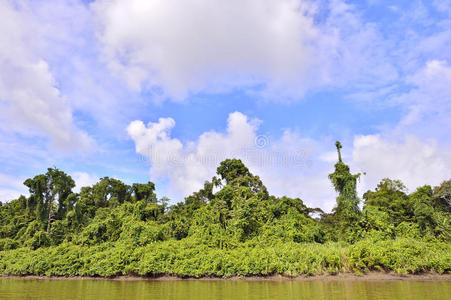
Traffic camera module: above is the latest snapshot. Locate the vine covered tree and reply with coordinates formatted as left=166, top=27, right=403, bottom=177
left=328, top=141, right=361, bottom=239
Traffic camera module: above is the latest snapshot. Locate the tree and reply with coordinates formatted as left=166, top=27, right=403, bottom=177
left=410, top=185, right=435, bottom=234
left=432, top=179, right=451, bottom=212
left=215, top=159, right=268, bottom=196
left=132, top=182, right=157, bottom=203
left=90, top=177, right=131, bottom=207
left=183, top=159, right=273, bottom=245
left=363, top=178, right=412, bottom=225
left=328, top=141, right=361, bottom=227
left=23, top=174, right=48, bottom=221
left=23, top=168, right=75, bottom=232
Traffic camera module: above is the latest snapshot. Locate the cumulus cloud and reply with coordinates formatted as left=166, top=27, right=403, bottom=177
left=0, top=0, right=91, bottom=150
left=128, top=111, right=338, bottom=210
left=91, top=0, right=319, bottom=99
left=127, top=112, right=257, bottom=197
left=91, top=0, right=397, bottom=101
left=351, top=134, right=451, bottom=194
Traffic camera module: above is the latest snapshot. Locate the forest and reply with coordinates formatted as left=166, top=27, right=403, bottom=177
left=0, top=142, right=450, bottom=277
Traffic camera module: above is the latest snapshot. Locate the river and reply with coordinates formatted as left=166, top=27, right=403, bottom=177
left=0, top=278, right=450, bottom=299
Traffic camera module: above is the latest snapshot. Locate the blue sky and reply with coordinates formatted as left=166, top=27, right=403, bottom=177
left=0, top=0, right=450, bottom=211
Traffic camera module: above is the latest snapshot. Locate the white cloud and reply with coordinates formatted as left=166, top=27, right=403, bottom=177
left=325, top=0, right=399, bottom=86
left=351, top=134, right=451, bottom=193
left=343, top=60, right=451, bottom=197
left=29, top=0, right=141, bottom=133
left=127, top=112, right=256, bottom=197
left=71, top=172, right=100, bottom=193
left=128, top=111, right=337, bottom=210
left=391, top=60, right=451, bottom=142
left=128, top=110, right=451, bottom=211
left=0, top=0, right=92, bottom=150
left=348, top=60, right=451, bottom=194
left=91, top=0, right=321, bottom=100
left=343, top=59, right=451, bottom=197
left=91, top=0, right=397, bottom=101
left=0, top=173, right=28, bottom=203
left=0, top=0, right=449, bottom=213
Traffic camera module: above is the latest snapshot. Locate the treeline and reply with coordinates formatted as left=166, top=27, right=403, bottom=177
left=0, top=142, right=450, bottom=277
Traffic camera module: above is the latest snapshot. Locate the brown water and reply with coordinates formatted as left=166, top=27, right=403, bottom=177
left=0, top=278, right=450, bottom=300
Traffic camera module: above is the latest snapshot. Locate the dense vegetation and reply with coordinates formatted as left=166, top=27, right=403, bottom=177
left=0, top=142, right=450, bottom=277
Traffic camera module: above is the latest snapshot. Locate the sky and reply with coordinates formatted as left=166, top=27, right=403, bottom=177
left=0, top=0, right=450, bottom=211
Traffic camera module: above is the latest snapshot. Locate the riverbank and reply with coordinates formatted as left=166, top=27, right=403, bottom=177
left=1, top=272, right=450, bottom=282
left=1, top=238, right=450, bottom=278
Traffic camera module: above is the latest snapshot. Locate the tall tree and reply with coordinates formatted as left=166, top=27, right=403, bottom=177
left=24, top=168, right=75, bottom=232
left=328, top=141, right=361, bottom=238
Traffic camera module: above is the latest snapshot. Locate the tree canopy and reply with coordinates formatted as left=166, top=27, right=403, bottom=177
left=0, top=142, right=449, bottom=277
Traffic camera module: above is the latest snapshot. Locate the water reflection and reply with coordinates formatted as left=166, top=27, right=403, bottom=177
left=0, top=278, right=450, bottom=300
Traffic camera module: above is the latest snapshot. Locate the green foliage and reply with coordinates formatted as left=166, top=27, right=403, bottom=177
left=363, top=178, right=412, bottom=224
left=326, top=141, right=361, bottom=241
left=432, top=179, right=451, bottom=211
left=394, top=222, right=421, bottom=239
left=25, top=231, right=50, bottom=250
left=23, top=168, right=75, bottom=232
left=347, top=238, right=450, bottom=274
left=131, top=182, right=157, bottom=202
left=0, top=238, right=19, bottom=251
left=0, top=238, right=448, bottom=277
left=358, top=206, right=393, bottom=240
left=0, top=144, right=450, bottom=277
